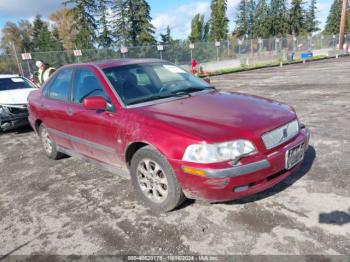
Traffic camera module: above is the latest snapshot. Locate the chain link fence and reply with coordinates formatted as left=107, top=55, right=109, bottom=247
left=1, top=34, right=349, bottom=76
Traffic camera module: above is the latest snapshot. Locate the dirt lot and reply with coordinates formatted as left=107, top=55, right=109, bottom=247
left=0, top=57, right=349, bottom=257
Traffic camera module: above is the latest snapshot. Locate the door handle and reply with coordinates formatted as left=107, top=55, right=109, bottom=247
left=66, top=108, right=73, bottom=116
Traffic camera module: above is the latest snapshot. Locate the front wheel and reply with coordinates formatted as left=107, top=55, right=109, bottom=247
left=130, top=146, right=185, bottom=212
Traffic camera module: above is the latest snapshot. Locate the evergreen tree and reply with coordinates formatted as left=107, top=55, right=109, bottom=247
left=97, top=0, right=113, bottom=48
left=127, top=0, right=156, bottom=46
left=252, top=0, right=270, bottom=38
left=269, top=0, right=289, bottom=36
left=51, top=27, right=64, bottom=51
left=247, top=0, right=256, bottom=36
left=158, top=27, right=182, bottom=62
left=209, top=0, right=229, bottom=41
left=189, top=14, right=210, bottom=42
left=235, top=0, right=257, bottom=38
left=64, top=0, right=97, bottom=49
left=234, top=0, right=249, bottom=37
left=32, top=15, right=60, bottom=51
left=289, top=0, right=306, bottom=36
left=324, top=0, right=350, bottom=34
left=32, top=15, right=45, bottom=49
left=305, top=0, right=320, bottom=33
left=112, top=0, right=129, bottom=45
left=160, top=26, right=173, bottom=44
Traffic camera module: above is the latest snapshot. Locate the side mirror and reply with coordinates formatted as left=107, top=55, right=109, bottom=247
left=83, top=96, right=107, bottom=111
left=203, top=77, right=211, bottom=84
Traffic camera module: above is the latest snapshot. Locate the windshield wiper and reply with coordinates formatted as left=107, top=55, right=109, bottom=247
left=127, top=93, right=180, bottom=105
left=127, top=86, right=215, bottom=106
left=171, top=86, right=215, bottom=95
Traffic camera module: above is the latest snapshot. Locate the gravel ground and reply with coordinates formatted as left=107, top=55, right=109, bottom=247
left=0, top=57, right=349, bottom=258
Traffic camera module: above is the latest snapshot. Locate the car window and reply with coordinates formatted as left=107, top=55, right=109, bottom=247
left=131, top=69, right=152, bottom=86
left=103, top=63, right=211, bottom=106
left=153, top=67, right=183, bottom=83
left=0, top=77, right=35, bottom=91
left=72, top=68, right=108, bottom=104
left=48, top=69, right=73, bottom=101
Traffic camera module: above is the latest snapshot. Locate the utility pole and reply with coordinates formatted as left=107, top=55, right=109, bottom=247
left=339, top=0, right=348, bottom=50
left=12, top=42, right=24, bottom=76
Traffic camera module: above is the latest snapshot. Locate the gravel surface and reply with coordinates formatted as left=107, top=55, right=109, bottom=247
left=0, top=57, right=349, bottom=257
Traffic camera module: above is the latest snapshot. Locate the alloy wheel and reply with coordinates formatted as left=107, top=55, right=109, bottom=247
left=136, top=158, right=169, bottom=203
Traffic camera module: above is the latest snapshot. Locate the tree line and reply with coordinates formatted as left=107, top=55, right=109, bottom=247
left=0, top=0, right=349, bottom=55
left=190, top=0, right=350, bottom=42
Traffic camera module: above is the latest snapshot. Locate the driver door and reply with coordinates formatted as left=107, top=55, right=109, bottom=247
left=65, top=66, right=123, bottom=167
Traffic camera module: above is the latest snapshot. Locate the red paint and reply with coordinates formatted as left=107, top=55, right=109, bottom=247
left=83, top=96, right=107, bottom=111
left=28, top=60, right=310, bottom=202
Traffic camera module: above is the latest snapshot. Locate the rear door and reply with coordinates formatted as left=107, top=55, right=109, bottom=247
left=66, top=66, right=123, bottom=167
left=40, top=68, right=74, bottom=149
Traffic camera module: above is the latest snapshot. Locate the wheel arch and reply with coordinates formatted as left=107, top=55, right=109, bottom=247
left=125, top=142, right=149, bottom=167
left=34, top=119, right=43, bottom=133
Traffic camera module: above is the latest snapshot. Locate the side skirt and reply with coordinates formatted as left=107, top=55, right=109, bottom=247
left=57, top=145, right=131, bottom=179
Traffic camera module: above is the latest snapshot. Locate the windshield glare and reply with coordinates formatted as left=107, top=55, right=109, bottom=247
left=0, top=77, right=35, bottom=91
left=103, top=63, right=211, bottom=106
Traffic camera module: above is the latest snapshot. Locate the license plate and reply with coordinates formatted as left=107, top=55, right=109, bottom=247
left=285, top=142, right=305, bottom=170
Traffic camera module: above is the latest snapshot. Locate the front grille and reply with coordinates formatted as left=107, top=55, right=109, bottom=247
left=261, top=120, right=299, bottom=150
left=7, top=106, right=27, bottom=115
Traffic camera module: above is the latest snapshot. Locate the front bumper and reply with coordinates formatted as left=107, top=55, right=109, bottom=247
left=170, top=128, right=310, bottom=202
left=0, top=110, right=29, bottom=131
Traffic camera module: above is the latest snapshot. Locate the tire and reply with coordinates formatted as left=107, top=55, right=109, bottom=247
left=130, top=146, right=185, bottom=212
left=39, top=123, right=64, bottom=160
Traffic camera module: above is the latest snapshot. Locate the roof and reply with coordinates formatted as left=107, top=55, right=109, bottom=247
left=0, top=74, right=20, bottom=79
left=92, top=58, right=164, bottom=69
left=51, top=58, right=166, bottom=71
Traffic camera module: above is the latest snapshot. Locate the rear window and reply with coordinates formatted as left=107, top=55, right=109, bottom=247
left=0, top=77, right=35, bottom=91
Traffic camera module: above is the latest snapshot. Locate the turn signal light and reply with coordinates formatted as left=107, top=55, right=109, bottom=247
left=182, top=166, right=206, bottom=177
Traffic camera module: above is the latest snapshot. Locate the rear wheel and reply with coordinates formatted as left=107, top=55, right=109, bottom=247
left=39, top=124, right=64, bottom=160
left=130, top=146, right=185, bottom=212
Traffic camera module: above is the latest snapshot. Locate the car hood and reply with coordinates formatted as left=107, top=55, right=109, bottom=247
left=0, top=88, right=36, bottom=106
left=134, top=91, right=296, bottom=142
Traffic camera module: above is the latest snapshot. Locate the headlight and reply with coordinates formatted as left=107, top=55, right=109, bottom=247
left=0, top=106, right=9, bottom=116
left=182, top=140, right=256, bottom=164
left=0, top=106, right=6, bottom=115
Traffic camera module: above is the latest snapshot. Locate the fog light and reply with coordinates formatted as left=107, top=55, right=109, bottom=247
left=233, top=185, right=249, bottom=192
left=182, top=166, right=206, bottom=177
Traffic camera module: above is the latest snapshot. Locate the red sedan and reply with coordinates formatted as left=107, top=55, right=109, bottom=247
left=28, top=59, right=310, bottom=211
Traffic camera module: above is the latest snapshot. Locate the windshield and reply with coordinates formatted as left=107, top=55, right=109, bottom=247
left=103, top=62, right=212, bottom=106
left=0, top=77, right=35, bottom=91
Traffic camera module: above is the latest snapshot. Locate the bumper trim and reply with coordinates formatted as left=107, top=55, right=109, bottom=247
left=202, top=159, right=270, bottom=178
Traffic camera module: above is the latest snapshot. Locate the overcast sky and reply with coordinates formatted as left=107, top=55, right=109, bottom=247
left=0, top=0, right=332, bottom=40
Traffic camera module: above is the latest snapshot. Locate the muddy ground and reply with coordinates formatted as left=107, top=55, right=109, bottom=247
left=0, top=57, right=349, bottom=258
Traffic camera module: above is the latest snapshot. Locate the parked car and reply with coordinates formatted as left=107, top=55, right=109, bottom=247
left=28, top=59, right=310, bottom=211
left=0, top=74, right=37, bottom=131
